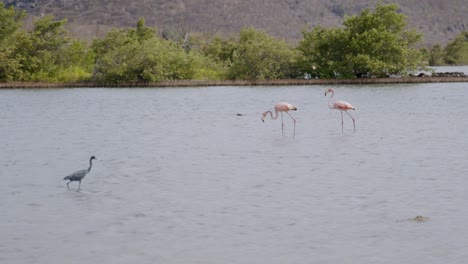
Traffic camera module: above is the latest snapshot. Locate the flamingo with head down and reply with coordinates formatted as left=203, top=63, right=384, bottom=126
left=324, top=88, right=356, bottom=133
left=261, top=102, right=298, bottom=137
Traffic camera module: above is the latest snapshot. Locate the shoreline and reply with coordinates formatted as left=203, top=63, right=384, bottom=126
left=1, top=76, right=467, bottom=88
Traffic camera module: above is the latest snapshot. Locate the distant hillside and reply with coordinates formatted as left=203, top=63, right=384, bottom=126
left=3, top=0, right=467, bottom=47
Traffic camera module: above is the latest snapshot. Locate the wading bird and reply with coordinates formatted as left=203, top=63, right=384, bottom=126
left=63, top=156, right=96, bottom=191
left=261, top=102, right=298, bottom=136
left=325, top=88, right=356, bottom=133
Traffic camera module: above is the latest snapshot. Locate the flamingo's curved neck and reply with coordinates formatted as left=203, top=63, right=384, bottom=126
left=327, top=91, right=335, bottom=109
left=266, top=110, right=279, bottom=120
left=88, top=158, right=93, bottom=172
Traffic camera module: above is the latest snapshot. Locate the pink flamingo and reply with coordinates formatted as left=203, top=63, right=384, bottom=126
left=261, top=102, right=298, bottom=136
left=324, top=88, right=356, bottom=133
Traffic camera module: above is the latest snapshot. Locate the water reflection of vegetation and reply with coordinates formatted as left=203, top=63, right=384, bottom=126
left=0, top=2, right=466, bottom=83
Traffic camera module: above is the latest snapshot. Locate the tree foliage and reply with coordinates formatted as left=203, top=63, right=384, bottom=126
left=195, top=28, right=299, bottom=80
left=0, top=2, right=25, bottom=81
left=298, top=3, right=425, bottom=78
left=0, top=3, right=462, bottom=83
left=0, top=4, right=93, bottom=82
left=443, top=31, right=468, bottom=65
left=19, top=16, right=73, bottom=80
left=426, top=31, right=468, bottom=66
left=227, top=28, right=299, bottom=80
left=198, top=35, right=237, bottom=64
left=92, top=19, right=198, bottom=83
left=427, top=45, right=446, bottom=66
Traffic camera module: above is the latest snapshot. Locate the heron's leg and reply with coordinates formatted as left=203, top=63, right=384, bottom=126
left=78, top=180, right=81, bottom=191
left=285, top=112, right=296, bottom=138
left=345, top=111, right=356, bottom=132
left=67, top=181, right=71, bottom=190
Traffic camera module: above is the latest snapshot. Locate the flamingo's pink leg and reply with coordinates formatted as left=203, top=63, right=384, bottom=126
left=340, top=111, right=344, bottom=134
left=285, top=112, right=296, bottom=137
left=345, top=111, right=356, bottom=132
left=281, top=112, right=284, bottom=135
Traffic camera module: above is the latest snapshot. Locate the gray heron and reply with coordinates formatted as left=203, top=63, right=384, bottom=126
left=63, top=156, right=96, bottom=190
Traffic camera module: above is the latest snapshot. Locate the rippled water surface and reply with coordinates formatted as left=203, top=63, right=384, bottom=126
left=1, top=82, right=468, bottom=264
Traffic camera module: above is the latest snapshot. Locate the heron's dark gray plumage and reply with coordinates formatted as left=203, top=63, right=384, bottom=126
left=64, top=156, right=96, bottom=190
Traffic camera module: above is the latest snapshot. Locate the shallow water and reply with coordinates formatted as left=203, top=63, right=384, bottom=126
left=1, top=82, right=468, bottom=264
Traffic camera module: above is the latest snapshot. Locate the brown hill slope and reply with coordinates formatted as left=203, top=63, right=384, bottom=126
left=4, top=0, right=467, bottom=47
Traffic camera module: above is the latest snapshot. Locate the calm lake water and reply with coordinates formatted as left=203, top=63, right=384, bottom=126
left=1, top=81, right=468, bottom=264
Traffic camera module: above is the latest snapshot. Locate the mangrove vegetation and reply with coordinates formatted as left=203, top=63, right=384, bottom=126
left=0, top=2, right=467, bottom=84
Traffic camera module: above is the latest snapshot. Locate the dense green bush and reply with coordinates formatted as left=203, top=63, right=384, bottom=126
left=1, top=3, right=463, bottom=83
left=20, top=16, right=93, bottom=81
left=443, top=32, right=468, bottom=65
left=0, top=4, right=93, bottom=82
left=226, top=28, right=299, bottom=80
left=426, top=32, right=468, bottom=66
left=298, top=3, right=426, bottom=78
left=92, top=19, right=202, bottom=83
left=0, top=3, right=25, bottom=81
left=427, top=45, right=446, bottom=66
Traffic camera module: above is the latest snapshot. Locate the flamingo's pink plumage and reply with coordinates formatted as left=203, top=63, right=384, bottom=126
left=325, top=88, right=356, bottom=133
left=261, top=102, right=298, bottom=136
